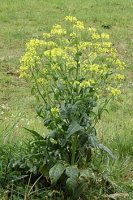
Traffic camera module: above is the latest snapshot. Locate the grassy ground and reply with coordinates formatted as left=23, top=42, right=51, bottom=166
left=0, top=0, right=133, bottom=198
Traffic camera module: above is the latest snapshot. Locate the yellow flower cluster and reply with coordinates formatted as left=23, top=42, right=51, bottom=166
left=43, top=68, right=48, bottom=75
left=65, top=46, right=77, bottom=55
left=73, top=80, right=80, bottom=86
left=89, top=64, right=107, bottom=75
left=43, top=32, right=51, bottom=39
left=45, top=41, right=57, bottom=48
left=19, top=15, right=125, bottom=100
left=44, top=48, right=64, bottom=59
left=101, top=33, right=109, bottom=39
left=73, top=21, right=84, bottom=30
left=79, top=79, right=95, bottom=88
left=102, top=42, right=112, bottom=48
left=90, top=64, right=99, bottom=72
left=70, top=32, right=77, bottom=39
left=73, top=79, right=95, bottom=88
left=107, top=57, right=125, bottom=70
left=114, top=74, right=125, bottom=80
left=65, top=16, right=77, bottom=22
left=26, top=39, right=43, bottom=49
left=51, top=64, right=60, bottom=71
left=107, top=87, right=121, bottom=96
left=78, top=42, right=92, bottom=51
left=51, top=107, right=59, bottom=114
left=51, top=24, right=66, bottom=35
left=20, top=47, right=40, bottom=77
left=88, top=27, right=97, bottom=33
left=26, top=39, right=57, bottom=50
left=37, top=78, right=44, bottom=83
left=91, top=33, right=100, bottom=40
left=19, top=71, right=30, bottom=78
left=114, top=59, right=125, bottom=70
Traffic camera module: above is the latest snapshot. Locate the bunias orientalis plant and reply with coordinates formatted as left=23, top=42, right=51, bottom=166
left=19, top=16, right=125, bottom=199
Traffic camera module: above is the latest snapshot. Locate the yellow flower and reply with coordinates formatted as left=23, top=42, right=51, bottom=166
left=101, top=33, right=109, bottom=39
left=113, top=59, right=125, bottom=70
left=82, top=64, right=88, bottom=72
left=44, top=48, right=64, bottom=58
left=115, top=74, right=125, bottom=80
left=70, top=32, right=77, bottom=39
left=73, top=80, right=80, bottom=86
left=52, top=48, right=64, bottom=57
left=19, top=72, right=30, bottom=78
left=90, top=64, right=99, bottom=72
left=43, top=32, right=51, bottom=39
left=43, top=68, right=48, bottom=74
left=20, top=49, right=41, bottom=69
left=96, top=47, right=109, bottom=54
left=94, top=43, right=101, bottom=47
left=51, top=24, right=66, bottom=35
left=107, top=87, right=121, bottom=96
left=99, top=65, right=107, bottom=75
left=79, top=79, right=95, bottom=88
left=91, top=33, right=100, bottom=40
left=20, top=15, right=125, bottom=102
left=46, top=41, right=57, bottom=48
left=73, top=21, right=84, bottom=30
left=88, top=27, right=97, bottom=33
left=103, top=42, right=112, bottom=48
left=110, top=48, right=117, bottom=57
left=51, top=64, right=60, bottom=71
left=37, top=78, right=44, bottom=83
left=65, top=16, right=77, bottom=22
left=66, top=57, right=77, bottom=67
left=78, top=42, right=92, bottom=51
left=61, top=38, right=70, bottom=45
left=65, top=46, right=77, bottom=54
left=20, top=66, right=28, bottom=72
left=26, top=39, right=44, bottom=50
left=89, top=64, right=107, bottom=75
left=51, top=107, right=59, bottom=114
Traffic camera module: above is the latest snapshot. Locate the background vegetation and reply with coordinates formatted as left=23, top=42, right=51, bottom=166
left=0, top=0, right=133, bottom=199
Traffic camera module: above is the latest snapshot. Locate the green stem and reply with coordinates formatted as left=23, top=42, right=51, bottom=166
left=31, top=69, right=47, bottom=105
left=75, top=42, right=80, bottom=80
left=71, top=136, right=78, bottom=165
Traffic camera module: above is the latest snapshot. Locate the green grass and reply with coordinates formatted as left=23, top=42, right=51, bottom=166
left=0, top=0, right=133, bottom=198
left=0, top=0, right=133, bottom=136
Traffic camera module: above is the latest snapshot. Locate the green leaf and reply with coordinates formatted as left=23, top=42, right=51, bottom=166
left=39, top=163, right=49, bottom=178
left=67, top=121, right=84, bottom=139
left=65, top=166, right=79, bottom=190
left=49, top=162, right=65, bottom=184
left=80, top=168, right=95, bottom=180
left=88, top=133, right=98, bottom=147
left=24, top=127, right=44, bottom=140
left=11, top=175, right=28, bottom=182
left=98, top=144, right=114, bottom=159
left=36, top=106, right=44, bottom=119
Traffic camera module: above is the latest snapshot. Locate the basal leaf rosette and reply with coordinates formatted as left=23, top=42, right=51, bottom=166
left=20, top=16, right=125, bottom=112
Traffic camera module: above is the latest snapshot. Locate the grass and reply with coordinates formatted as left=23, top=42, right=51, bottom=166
left=0, top=0, right=133, bottom=199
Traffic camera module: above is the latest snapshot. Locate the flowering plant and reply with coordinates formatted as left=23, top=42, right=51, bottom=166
left=20, top=16, right=125, bottom=198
